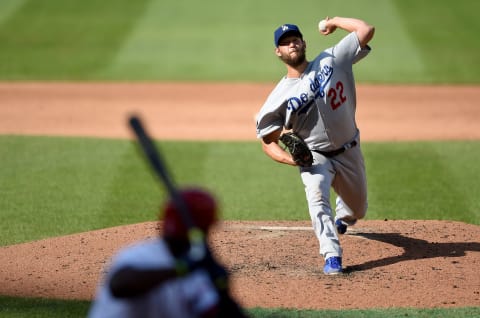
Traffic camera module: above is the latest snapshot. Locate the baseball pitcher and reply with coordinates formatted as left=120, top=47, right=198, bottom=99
left=256, top=17, right=375, bottom=274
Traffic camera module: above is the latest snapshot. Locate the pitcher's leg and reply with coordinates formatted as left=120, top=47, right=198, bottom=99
left=333, top=146, right=368, bottom=225
left=335, top=196, right=361, bottom=225
left=311, top=208, right=342, bottom=259
left=301, top=157, right=341, bottom=260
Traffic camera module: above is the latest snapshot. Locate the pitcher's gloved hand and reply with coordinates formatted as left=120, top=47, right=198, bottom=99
left=279, top=132, right=313, bottom=167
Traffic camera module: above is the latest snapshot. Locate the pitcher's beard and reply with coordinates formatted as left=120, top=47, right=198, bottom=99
left=279, top=48, right=306, bottom=67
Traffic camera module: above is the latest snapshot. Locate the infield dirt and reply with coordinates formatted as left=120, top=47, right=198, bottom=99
left=0, top=83, right=479, bottom=309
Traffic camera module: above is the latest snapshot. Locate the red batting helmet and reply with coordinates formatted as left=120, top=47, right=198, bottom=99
left=162, top=187, right=218, bottom=238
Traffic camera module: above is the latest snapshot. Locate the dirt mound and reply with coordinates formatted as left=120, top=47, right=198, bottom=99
left=0, top=220, right=479, bottom=309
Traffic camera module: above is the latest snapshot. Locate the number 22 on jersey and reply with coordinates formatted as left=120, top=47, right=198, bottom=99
left=327, top=81, right=347, bottom=110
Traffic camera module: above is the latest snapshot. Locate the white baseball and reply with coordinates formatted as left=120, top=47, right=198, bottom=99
left=318, top=20, right=327, bottom=32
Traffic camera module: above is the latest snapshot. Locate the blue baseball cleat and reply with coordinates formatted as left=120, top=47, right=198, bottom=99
left=323, top=256, right=342, bottom=275
left=335, top=219, right=348, bottom=234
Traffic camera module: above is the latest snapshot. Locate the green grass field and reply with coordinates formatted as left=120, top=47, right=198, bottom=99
left=0, top=0, right=479, bottom=83
left=1, top=136, right=479, bottom=246
left=1, top=0, right=479, bottom=317
left=1, top=296, right=479, bottom=318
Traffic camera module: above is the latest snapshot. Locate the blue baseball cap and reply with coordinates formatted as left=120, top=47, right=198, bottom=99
left=274, top=24, right=303, bottom=47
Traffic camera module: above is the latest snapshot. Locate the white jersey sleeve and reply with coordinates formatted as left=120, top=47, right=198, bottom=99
left=332, top=31, right=371, bottom=66
left=255, top=79, right=293, bottom=138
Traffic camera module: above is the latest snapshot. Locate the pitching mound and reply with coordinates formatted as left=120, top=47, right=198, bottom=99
left=1, top=220, right=479, bottom=309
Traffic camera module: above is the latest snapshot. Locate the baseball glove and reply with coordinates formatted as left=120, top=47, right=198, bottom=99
left=279, top=132, right=313, bottom=167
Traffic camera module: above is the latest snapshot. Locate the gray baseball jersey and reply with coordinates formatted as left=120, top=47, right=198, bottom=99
left=256, top=32, right=370, bottom=151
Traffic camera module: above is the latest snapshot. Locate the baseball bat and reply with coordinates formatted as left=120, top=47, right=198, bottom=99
left=128, top=115, right=206, bottom=261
